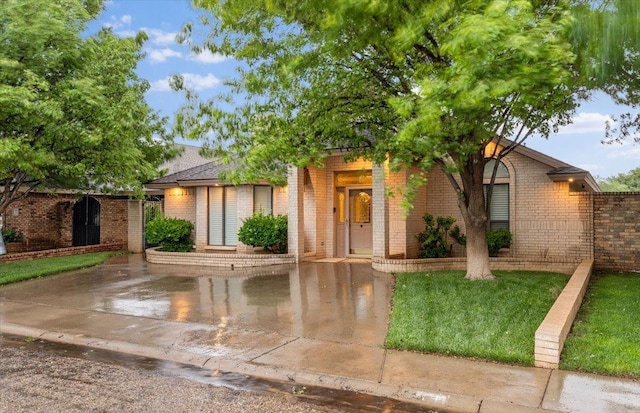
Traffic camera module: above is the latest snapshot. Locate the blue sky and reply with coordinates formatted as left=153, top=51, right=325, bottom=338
left=93, top=0, right=639, bottom=179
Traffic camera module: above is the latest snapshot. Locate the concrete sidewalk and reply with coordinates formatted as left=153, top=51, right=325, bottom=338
left=1, top=255, right=639, bottom=412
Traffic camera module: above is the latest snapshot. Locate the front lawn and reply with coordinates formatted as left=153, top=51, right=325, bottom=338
left=0, top=252, right=117, bottom=285
left=386, top=270, right=567, bottom=366
left=560, top=272, right=640, bottom=378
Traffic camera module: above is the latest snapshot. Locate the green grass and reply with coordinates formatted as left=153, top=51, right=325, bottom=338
left=0, top=252, right=117, bottom=285
left=386, top=270, right=567, bottom=366
left=560, top=272, right=640, bottom=378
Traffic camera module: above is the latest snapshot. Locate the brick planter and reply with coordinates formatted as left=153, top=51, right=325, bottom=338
left=146, top=247, right=296, bottom=269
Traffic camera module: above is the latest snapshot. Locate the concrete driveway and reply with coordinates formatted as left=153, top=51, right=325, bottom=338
left=0, top=254, right=394, bottom=382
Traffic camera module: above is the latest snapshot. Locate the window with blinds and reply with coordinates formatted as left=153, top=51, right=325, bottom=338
left=254, top=186, right=273, bottom=215
left=484, top=183, right=509, bottom=230
left=208, top=186, right=238, bottom=246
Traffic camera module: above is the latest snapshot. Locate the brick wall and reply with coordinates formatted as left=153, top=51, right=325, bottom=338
left=425, top=151, right=593, bottom=262
left=0, top=242, right=125, bottom=263
left=2, top=192, right=129, bottom=251
left=164, top=187, right=197, bottom=223
left=593, top=192, right=640, bottom=271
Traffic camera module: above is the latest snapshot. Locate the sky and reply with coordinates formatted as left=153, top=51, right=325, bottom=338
left=92, top=0, right=640, bottom=180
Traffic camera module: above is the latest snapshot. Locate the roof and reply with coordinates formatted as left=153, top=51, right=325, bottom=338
left=146, top=161, right=235, bottom=189
left=160, top=144, right=212, bottom=176
left=495, top=140, right=600, bottom=192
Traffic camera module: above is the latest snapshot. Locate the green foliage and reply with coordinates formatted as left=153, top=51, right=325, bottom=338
left=561, top=272, right=640, bottom=377
left=144, top=217, right=194, bottom=252
left=238, top=213, right=288, bottom=254
left=386, top=270, right=567, bottom=365
left=144, top=202, right=163, bottom=224
left=0, top=0, right=176, bottom=217
left=1, top=228, right=23, bottom=242
left=597, top=167, right=640, bottom=192
left=0, top=252, right=116, bottom=285
left=487, top=228, right=512, bottom=257
left=416, top=214, right=465, bottom=258
left=175, top=0, right=583, bottom=277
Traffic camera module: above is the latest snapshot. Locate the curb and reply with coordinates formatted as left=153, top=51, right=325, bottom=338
left=0, top=322, right=523, bottom=413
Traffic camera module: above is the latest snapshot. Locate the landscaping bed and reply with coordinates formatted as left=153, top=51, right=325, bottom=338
left=560, top=272, right=640, bottom=378
left=386, top=270, right=568, bottom=366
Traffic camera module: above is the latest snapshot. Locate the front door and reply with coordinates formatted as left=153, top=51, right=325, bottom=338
left=348, top=188, right=372, bottom=255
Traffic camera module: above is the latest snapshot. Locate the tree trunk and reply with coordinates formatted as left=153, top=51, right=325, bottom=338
left=464, top=219, right=494, bottom=280
left=456, top=148, right=495, bottom=280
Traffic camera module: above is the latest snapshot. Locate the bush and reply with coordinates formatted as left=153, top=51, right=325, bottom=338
left=144, top=217, right=194, bottom=252
left=416, top=214, right=465, bottom=258
left=238, top=213, right=288, bottom=254
left=1, top=228, right=24, bottom=243
left=487, top=228, right=512, bottom=257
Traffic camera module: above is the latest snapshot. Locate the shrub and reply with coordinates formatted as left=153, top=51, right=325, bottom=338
left=487, top=228, right=512, bottom=257
left=238, top=213, right=288, bottom=254
left=1, top=228, right=24, bottom=243
left=144, top=217, right=194, bottom=252
left=416, top=214, right=465, bottom=258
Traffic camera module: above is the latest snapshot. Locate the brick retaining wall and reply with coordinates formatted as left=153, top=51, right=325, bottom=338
left=372, top=257, right=581, bottom=275
left=146, top=247, right=296, bottom=268
left=0, top=243, right=125, bottom=263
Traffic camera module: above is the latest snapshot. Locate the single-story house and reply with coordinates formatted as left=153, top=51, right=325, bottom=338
left=0, top=144, right=211, bottom=255
left=145, top=161, right=288, bottom=254
left=146, top=141, right=602, bottom=267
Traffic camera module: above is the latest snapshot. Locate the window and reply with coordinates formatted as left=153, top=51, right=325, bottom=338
left=254, top=186, right=273, bottom=215
left=485, top=184, right=509, bottom=230
left=483, top=160, right=510, bottom=230
left=209, top=186, right=237, bottom=246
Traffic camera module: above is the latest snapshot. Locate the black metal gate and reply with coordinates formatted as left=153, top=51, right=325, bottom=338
left=72, top=196, right=100, bottom=246
left=143, top=196, right=163, bottom=249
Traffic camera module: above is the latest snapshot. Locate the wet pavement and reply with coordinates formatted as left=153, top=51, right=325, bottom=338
left=1, top=254, right=640, bottom=412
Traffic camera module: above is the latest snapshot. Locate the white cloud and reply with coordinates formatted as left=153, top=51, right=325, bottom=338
left=113, top=29, right=137, bottom=38
left=141, top=27, right=178, bottom=46
left=557, top=112, right=615, bottom=135
left=147, top=48, right=183, bottom=63
left=187, top=50, right=228, bottom=64
left=103, top=14, right=132, bottom=30
left=606, top=144, right=640, bottom=160
left=149, top=73, right=221, bottom=92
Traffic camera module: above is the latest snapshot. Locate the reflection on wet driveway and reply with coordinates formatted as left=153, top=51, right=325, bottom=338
left=0, top=254, right=393, bottom=346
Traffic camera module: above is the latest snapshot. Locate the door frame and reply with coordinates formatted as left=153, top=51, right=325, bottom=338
left=339, top=185, right=373, bottom=257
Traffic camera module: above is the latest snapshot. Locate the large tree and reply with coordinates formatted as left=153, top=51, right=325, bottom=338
left=598, top=167, right=640, bottom=191
left=0, top=0, right=174, bottom=220
left=175, top=0, right=582, bottom=279
left=572, top=0, right=640, bottom=143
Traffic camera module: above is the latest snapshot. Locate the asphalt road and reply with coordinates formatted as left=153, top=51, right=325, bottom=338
left=0, top=336, right=349, bottom=413
left=0, top=336, right=430, bottom=413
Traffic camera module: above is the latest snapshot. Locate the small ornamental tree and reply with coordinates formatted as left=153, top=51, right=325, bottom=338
left=417, top=214, right=466, bottom=259
left=145, top=217, right=194, bottom=252
left=238, top=213, right=288, bottom=254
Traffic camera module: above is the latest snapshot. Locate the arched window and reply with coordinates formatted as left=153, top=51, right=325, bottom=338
left=483, top=160, right=510, bottom=230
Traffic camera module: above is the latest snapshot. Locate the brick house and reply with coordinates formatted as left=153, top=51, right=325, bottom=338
left=148, top=142, right=604, bottom=266
left=0, top=144, right=211, bottom=255
left=145, top=162, right=288, bottom=253
left=288, top=143, right=599, bottom=265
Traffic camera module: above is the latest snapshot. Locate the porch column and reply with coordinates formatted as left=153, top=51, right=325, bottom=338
left=195, top=187, right=208, bottom=251
left=288, top=166, right=305, bottom=262
left=372, top=162, right=389, bottom=259
left=127, top=200, right=143, bottom=253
